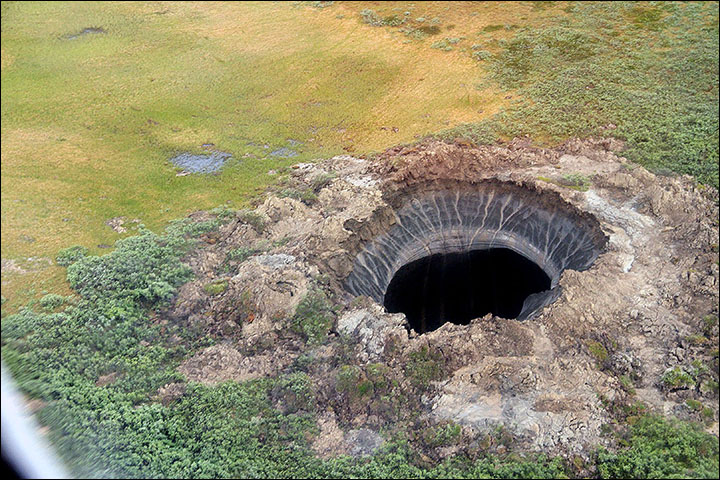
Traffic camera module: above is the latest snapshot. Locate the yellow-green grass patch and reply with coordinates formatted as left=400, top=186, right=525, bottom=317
left=2, top=1, right=521, bottom=311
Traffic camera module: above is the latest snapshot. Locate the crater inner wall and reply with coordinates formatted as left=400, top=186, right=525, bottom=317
left=344, top=182, right=607, bottom=319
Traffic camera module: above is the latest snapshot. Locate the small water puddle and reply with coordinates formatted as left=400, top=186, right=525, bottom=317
left=269, top=147, right=299, bottom=159
left=66, top=27, right=106, bottom=40
left=269, top=139, right=302, bottom=158
left=170, top=151, right=232, bottom=174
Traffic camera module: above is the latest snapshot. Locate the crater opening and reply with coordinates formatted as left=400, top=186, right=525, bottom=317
left=384, top=248, right=551, bottom=333
left=344, top=181, right=607, bottom=333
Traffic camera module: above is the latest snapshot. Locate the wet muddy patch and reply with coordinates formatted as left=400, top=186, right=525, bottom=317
left=65, top=27, right=106, bottom=40
left=170, top=151, right=232, bottom=174
left=269, top=147, right=299, bottom=159
left=269, top=139, right=302, bottom=159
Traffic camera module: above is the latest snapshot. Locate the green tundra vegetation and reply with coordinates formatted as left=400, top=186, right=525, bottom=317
left=2, top=212, right=718, bottom=478
left=1, top=1, right=719, bottom=478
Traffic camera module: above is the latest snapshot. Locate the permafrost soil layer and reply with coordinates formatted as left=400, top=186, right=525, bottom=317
left=160, top=138, right=719, bottom=458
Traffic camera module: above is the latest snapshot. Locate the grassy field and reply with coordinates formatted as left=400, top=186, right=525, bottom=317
left=1, top=0, right=533, bottom=310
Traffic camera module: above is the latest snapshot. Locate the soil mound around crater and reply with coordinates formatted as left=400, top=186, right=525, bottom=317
left=163, top=137, right=719, bottom=459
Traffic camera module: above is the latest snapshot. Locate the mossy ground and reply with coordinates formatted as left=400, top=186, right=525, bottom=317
left=1, top=0, right=527, bottom=311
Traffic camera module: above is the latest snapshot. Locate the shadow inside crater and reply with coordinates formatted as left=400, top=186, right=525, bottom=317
left=384, top=248, right=551, bottom=333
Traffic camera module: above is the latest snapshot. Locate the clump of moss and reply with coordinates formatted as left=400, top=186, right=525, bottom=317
left=292, top=287, right=335, bottom=345
left=586, top=340, right=609, bottom=364
left=405, top=346, right=446, bottom=387
left=661, top=366, right=695, bottom=390
left=237, top=210, right=266, bottom=234
left=203, top=280, right=228, bottom=296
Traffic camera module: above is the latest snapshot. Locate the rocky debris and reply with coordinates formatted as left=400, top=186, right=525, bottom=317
left=161, top=137, right=718, bottom=458
left=1, top=258, right=27, bottom=275
left=254, top=253, right=296, bottom=269
left=345, top=428, right=384, bottom=457
left=312, top=411, right=348, bottom=458
left=311, top=415, right=385, bottom=459
left=178, top=343, right=296, bottom=385
left=337, top=305, right=407, bottom=363
left=156, top=382, right=187, bottom=406
left=105, top=216, right=127, bottom=233
left=95, top=372, right=120, bottom=387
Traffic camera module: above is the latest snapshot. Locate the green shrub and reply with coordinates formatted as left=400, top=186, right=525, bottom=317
left=701, top=407, right=715, bottom=423
left=686, top=334, right=710, bottom=346
left=382, top=15, right=405, bottom=27
left=360, top=9, right=383, bottom=27
left=66, top=231, right=194, bottom=305
left=559, top=173, right=591, bottom=191
left=416, top=25, right=441, bottom=36
left=587, top=340, right=609, bottom=364
left=336, top=365, right=362, bottom=394
left=424, top=422, right=462, bottom=447
left=702, top=314, right=718, bottom=337
left=38, top=293, right=67, bottom=311
left=701, top=379, right=719, bottom=396
left=685, top=399, right=703, bottom=412
left=597, top=415, right=719, bottom=479
left=279, top=187, right=318, bottom=205
left=273, top=372, right=316, bottom=413
left=430, top=39, right=453, bottom=51
left=310, top=0, right=334, bottom=8
left=619, top=375, right=635, bottom=396
left=56, top=245, right=88, bottom=267
left=661, top=367, right=695, bottom=390
left=226, top=246, right=261, bottom=264
left=472, top=49, right=492, bottom=61
left=292, top=287, right=335, bottom=345
left=310, top=171, right=337, bottom=192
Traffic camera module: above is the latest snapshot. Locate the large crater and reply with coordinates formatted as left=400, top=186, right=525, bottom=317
left=344, top=181, right=607, bottom=329
left=165, top=138, right=718, bottom=454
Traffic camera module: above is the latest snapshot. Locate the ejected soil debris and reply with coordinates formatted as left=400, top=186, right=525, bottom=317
left=161, top=137, right=719, bottom=460
left=105, top=216, right=127, bottom=233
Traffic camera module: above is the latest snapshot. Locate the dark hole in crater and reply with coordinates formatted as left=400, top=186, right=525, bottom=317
left=384, top=248, right=551, bottom=333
